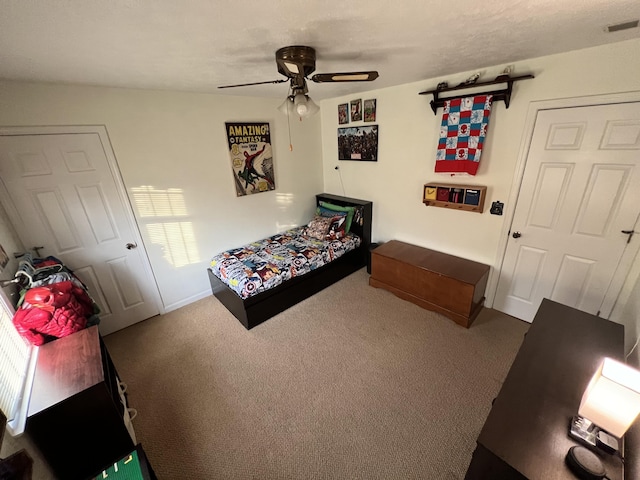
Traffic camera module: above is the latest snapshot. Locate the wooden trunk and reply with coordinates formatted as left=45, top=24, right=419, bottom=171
left=369, top=240, right=490, bottom=327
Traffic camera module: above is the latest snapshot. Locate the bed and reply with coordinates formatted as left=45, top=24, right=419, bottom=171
left=207, top=193, right=373, bottom=329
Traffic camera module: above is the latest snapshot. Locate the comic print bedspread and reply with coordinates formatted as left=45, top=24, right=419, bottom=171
left=208, top=227, right=361, bottom=299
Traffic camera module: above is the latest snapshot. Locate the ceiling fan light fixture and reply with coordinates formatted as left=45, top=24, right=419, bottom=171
left=293, top=93, right=319, bottom=118
left=277, top=96, right=293, bottom=115
left=294, top=93, right=308, bottom=116
left=306, top=96, right=320, bottom=116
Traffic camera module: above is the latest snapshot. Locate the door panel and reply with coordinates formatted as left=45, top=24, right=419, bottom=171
left=600, top=120, right=640, bottom=149
left=574, top=165, right=630, bottom=237
left=76, top=184, right=119, bottom=243
left=0, top=133, right=159, bottom=334
left=494, top=102, right=640, bottom=322
left=510, top=246, right=546, bottom=302
left=74, top=265, right=112, bottom=316
left=527, top=163, right=573, bottom=229
left=551, top=255, right=594, bottom=307
left=34, top=188, right=82, bottom=251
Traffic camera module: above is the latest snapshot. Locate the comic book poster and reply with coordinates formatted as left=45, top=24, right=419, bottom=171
left=364, top=99, right=376, bottom=122
left=350, top=99, right=362, bottom=122
left=225, top=122, right=276, bottom=196
left=338, top=103, right=349, bottom=124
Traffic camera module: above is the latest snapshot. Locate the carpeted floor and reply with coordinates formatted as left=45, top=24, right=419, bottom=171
left=104, top=268, right=528, bottom=479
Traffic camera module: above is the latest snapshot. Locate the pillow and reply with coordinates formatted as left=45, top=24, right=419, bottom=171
left=317, top=201, right=355, bottom=233
left=326, top=215, right=346, bottom=241
left=304, top=215, right=333, bottom=240
left=316, top=206, right=347, bottom=220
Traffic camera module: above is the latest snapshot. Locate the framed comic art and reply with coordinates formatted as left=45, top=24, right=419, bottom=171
left=225, top=122, right=276, bottom=196
left=350, top=99, right=362, bottom=122
left=364, top=99, right=376, bottom=122
left=338, top=103, right=349, bottom=124
left=338, top=125, right=378, bottom=162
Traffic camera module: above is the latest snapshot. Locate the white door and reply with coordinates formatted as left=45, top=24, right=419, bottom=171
left=494, top=102, right=640, bottom=322
left=0, top=132, right=160, bottom=334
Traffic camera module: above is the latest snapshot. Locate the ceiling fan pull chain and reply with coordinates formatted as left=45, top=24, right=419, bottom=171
left=287, top=103, right=293, bottom=151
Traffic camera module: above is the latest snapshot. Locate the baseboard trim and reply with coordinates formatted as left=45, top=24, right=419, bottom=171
left=162, top=290, right=211, bottom=313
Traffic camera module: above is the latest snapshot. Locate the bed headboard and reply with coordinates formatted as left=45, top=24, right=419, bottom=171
left=315, top=193, right=372, bottom=251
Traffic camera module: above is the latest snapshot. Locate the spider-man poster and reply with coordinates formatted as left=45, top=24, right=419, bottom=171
left=225, top=122, right=276, bottom=196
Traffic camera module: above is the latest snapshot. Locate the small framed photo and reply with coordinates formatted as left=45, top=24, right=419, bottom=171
left=350, top=99, right=362, bottom=122
left=364, top=99, right=376, bottom=122
left=338, top=103, right=349, bottom=124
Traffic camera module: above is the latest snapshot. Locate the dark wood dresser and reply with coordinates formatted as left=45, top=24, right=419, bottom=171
left=369, top=240, right=490, bottom=327
left=465, top=299, right=626, bottom=480
left=25, top=326, right=136, bottom=480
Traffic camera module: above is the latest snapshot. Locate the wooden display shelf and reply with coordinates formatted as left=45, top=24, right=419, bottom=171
left=423, top=183, right=486, bottom=213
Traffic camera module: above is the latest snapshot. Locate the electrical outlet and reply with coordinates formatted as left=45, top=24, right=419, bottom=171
left=490, top=201, right=504, bottom=215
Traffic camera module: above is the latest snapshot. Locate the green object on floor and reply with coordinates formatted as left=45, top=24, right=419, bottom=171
left=94, top=449, right=143, bottom=480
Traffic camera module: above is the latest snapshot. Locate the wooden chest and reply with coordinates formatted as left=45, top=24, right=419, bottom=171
left=369, top=240, right=490, bottom=328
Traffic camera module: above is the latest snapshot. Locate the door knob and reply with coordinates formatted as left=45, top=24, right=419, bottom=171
left=512, top=231, right=522, bottom=239
left=125, top=242, right=138, bottom=250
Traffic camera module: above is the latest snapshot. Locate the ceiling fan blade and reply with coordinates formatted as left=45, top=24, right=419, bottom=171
left=218, top=79, right=287, bottom=89
left=311, top=71, right=379, bottom=83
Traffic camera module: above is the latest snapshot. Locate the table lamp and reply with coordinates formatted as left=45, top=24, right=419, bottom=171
left=569, top=357, right=640, bottom=453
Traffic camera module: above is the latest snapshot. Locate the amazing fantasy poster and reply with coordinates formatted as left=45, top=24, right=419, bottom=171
left=225, top=122, right=276, bottom=196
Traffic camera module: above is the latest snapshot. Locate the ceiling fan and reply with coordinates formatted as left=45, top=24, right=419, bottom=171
left=218, top=46, right=379, bottom=118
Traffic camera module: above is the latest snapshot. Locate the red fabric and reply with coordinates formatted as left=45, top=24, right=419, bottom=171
left=13, top=281, right=93, bottom=345
left=435, top=159, right=480, bottom=175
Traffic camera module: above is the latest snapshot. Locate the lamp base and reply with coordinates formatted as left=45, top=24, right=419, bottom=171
left=570, top=415, right=598, bottom=447
left=569, top=416, right=619, bottom=454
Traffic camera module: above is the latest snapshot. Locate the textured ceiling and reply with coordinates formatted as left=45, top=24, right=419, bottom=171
left=0, top=0, right=639, bottom=100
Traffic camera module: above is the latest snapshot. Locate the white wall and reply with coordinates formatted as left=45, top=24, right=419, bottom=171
left=319, top=38, right=640, bottom=291
left=0, top=82, right=323, bottom=312
left=0, top=203, right=25, bottom=306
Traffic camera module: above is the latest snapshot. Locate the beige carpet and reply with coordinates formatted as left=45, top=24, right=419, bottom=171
left=104, top=268, right=528, bottom=480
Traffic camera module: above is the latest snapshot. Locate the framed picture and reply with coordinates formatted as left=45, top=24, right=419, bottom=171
left=364, top=99, right=376, bottom=122
left=225, top=122, right=276, bottom=197
left=350, top=99, right=362, bottom=122
left=338, top=103, right=349, bottom=124
left=338, top=125, right=378, bottom=162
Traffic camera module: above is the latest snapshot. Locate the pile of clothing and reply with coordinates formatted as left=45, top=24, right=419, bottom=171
left=11, top=254, right=100, bottom=346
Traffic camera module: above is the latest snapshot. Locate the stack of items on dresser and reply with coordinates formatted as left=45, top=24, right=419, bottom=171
left=11, top=253, right=100, bottom=345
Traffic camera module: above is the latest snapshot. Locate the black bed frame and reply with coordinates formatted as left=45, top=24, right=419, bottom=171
left=208, top=193, right=373, bottom=330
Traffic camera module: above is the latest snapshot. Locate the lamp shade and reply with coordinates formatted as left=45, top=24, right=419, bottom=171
left=293, top=93, right=319, bottom=118
left=277, top=97, right=293, bottom=115
left=304, top=95, right=320, bottom=116
left=579, top=357, right=640, bottom=438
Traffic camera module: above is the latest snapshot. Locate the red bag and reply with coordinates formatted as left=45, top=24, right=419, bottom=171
left=13, top=281, right=93, bottom=345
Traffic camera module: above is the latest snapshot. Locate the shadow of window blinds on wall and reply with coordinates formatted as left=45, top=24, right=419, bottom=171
left=131, top=186, right=200, bottom=268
